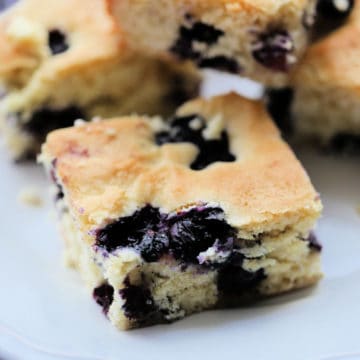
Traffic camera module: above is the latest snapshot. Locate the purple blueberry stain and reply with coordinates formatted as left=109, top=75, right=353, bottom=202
left=93, top=283, right=114, bottom=315
left=96, top=206, right=169, bottom=262
left=95, top=205, right=238, bottom=265
left=119, top=280, right=156, bottom=321
left=252, top=29, right=294, bottom=72
left=50, top=159, right=64, bottom=201
left=306, top=232, right=322, bottom=252
left=155, top=114, right=236, bottom=170
left=168, top=206, right=236, bottom=263
left=48, top=29, right=69, bottom=55
left=197, top=238, right=233, bottom=265
left=95, top=205, right=267, bottom=315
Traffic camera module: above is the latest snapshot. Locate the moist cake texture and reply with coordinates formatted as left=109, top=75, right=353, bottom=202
left=109, top=0, right=343, bottom=86
left=0, top=0, right=200, bottom=160
left=266, top=0, right=359, bottom=152
left=40, top=94, right=323, bottom=330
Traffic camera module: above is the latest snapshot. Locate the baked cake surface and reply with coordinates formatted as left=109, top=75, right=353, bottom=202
left=110, top=0, right=342, bottom=86
left=0, top=0, right=200, bottom=160
left=41, top=94, right=323, bottom=330
left=266, top=0, right=358, bottom=152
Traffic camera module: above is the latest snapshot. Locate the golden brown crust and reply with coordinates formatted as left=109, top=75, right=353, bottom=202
left=42, top=94, right=321, bottom=236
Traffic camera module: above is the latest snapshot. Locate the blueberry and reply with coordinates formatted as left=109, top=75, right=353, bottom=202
left=93, top=283, right=114, bottom=315
left=317, top=0, right=354, bottom=20
left=306, top=232, right=322, bottom=252
left=156, top=114, right=205, bottom=145
left=96, top=206, right=169, bottom=262
left=170, top=34, right=200, bottom=61
left=120, top=282, right=156, bottom=320
left=169, top=16, right=243, bottom=74
left=168, top=207, right=236, bottom=263
left=198, top=56, right=240, bottom=73
left=170, top=18, right=224, bottom=61
left=50, top=161, right=64, bottom=201
left=190, top=131, right=236, bottom=170
left=218, top=253, right=266, bottom=294
left=23, top=106, right=85, bottom=139
left=265, top=87, right=294, bottom=135
left=181, top=21, right=224, bottom=45
left=155, top=114, right=236, bottom=170
left=313, top=0, right=354, bottom=39
left=96, top=205, right=237, bottom=265
left=252, top=30, right=293, bottom=72
left=139, top=231, right=170, bottom=262
left=48, top=30, right=69, bottom=55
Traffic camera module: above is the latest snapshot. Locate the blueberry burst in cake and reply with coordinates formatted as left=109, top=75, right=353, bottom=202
left=40, top=94, right=323, bottom=330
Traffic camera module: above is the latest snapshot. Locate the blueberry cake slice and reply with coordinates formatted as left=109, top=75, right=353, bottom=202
left=40, top=94, right=323, bottom=330
left=266, top=0, right=359, bottom=153
left=109, top=0, right=346, bottom=86
left=0, top=0, right=200, bottom=160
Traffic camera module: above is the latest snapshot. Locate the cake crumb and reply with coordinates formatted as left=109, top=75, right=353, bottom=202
left=18, top=187, right=43, bottom=207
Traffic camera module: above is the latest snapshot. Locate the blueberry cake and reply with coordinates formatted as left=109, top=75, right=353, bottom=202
left=266, top=0, right=359, bottom=153
left=109, top=0, right=347, bottom=86
left=40, top=94, right=322, bottom=330
left=0, top=0, right=200, bottom=160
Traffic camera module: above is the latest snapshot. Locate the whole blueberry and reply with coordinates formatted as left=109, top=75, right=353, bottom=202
left=93, top=283, right=114, bottom=314
left=48, top=29, right=69, bottom=55
left=317, top=0, right=354, bottom=19
left=252, top=30, right=293, bottom=72
left=168, top=207, right=236, bottom=263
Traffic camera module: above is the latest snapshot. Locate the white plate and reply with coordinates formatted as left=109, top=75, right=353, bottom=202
left=1, top=75, right=360, bottom=360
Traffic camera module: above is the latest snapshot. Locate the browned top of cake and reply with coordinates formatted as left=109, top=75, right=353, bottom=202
left=42, top=94, right=322, bottom=235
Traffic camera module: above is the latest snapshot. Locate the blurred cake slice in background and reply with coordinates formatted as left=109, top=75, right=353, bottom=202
left=0, top=0, right=200, bottom=160
left=266, top=0, right=360, bottom=153
left=110, top=0, right=352, bottom=86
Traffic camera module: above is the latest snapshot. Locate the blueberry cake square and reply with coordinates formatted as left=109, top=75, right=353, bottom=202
left=266, top=0, right=359, bottom=153
left=0, top=0, right=200, bottom=160
left=40, top=94, right=323, bottom=330
left=110, top=0, right=345, bottom=86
